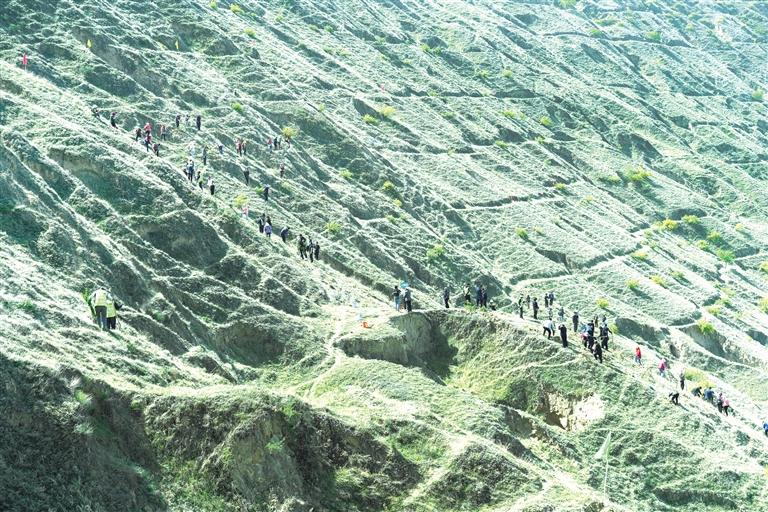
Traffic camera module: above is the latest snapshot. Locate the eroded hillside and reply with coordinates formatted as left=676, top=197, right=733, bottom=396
left=1, top=0, right=768, bottom=510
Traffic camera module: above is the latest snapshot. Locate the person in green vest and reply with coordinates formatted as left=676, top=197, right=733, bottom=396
left=106, top=297, right=118, bottom=330
left=88, top=287, right=109, bottom=330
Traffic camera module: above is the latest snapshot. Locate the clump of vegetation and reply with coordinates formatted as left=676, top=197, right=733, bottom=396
left=559, top=0, right=577, bottom=7
left=625, top=165, right=651, bottom=183
left=696, top=239, right=709, bottom=250
left=392, top=198, right=403, bottom=208
left=759, top=261, right=768, bottom=274
left=595, top=16, right=618, bottom=26
left=682, top=214, right=699, bottom=225
left=502, top=69, right=513, bottom=78
left=598, top=174, right=622, bottom=185
left=266, top=436, right=284, bottom=454
left=539, top=116, right=553, bottom=127
left=230, top=3, right=243, bottom=13
left=502, top=110, right=518, bottom=119
left=494, top=140, right=508, bottom=149
left=515, top=227, right=529, bottom=240
left=706, top=305, right=722, bottom=317
left=650, top=275, right=667, bottom=287
left=324, top=24, right=334, bottom=33
left=759, top=297, right=768, bottom=314
left=476, top=69, right=490, bottom=79
left=420, top=43, right=442, bottom=55
left=657, top=218, right=678, bottom=231
left=231, top=102, right=243, bottom=113
left=670, top=270, right=685, bottom=281
left=554, top=182, right=567, bottom=191
left=626, top=279, right=640, bottom=291
left=325, top=221, right=342, bottom=234
left=631, top=250, right=649, bottom=261
left=645, top=30, right=662, bottom=42
left=683, top=367, right=714, bottom=389
left=752, top=88, right=765, bottom=101
left=716, top=249, right=735, bottom=263
left=426, top=244, right=446, bottom=261
left=378, top=105, right=396, bottom=119
left=589, top=28, right=604, bottom=38
left=362, top=114, right=379, bottom=125
left=385, top=214, right=399, bottom=224
left=339, top=169, right=353, bottom=180
left=281, top=126, right=298, bottom=139
left=382, top=180, right=396, bottom=195
left=697, top=318, right=716, bottom=335
left=596, top=297, right=609, bottom=309
left=442, top=111, right=456, bottom=119
left=706, top=230, right=722, bottom=244
left=232, top=194, right=248, bottom=209
left=209, top=0, right=217, bottom=8
left=244, top=27, right=256, bottom=38
left=734, top=222, right=745, bottom=232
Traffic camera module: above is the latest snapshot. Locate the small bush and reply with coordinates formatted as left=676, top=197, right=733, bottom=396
left=682, top=214, right=699, bottom=225
left=392, top=198, right=402, bottom=208
left=539, top=116, right=553, bottom=127
left=232, top=194, right=248, bottom=209
left=339, top=169, right=353, bottom=180
left=626, top=279, right=640, bottom=291
left=554, top=182, right=567, bottom=191
left=502, top=110, right=518, bottom=119
left=324, top=24, right=334, bottom=33
left=502, top=69, right=513, bottom=78
left=706, top=230, right=722, bottom=244
left=696, top=239, right=709, bottom=250
left=650, top=275, right=667, bottom=287
left=317, top=103, right=326, bottom=112
left=281, top=126, right=298, bottom=139
left=476, top=69, right=489, bottom=79
left=382, top=181, right=396, bottom=194
left=759, top=297, right=768, bottom=313
left=420, top=43, right=442, bottom=55
left=645, top=30, right=661, bottom=42
left=378, top=105, right=396, bottom=118
left=595, top=17, right=618, bottom=26
left=426, top=244, right=446, bottom=261
left=385, top=214, right=399, bottom=224
left=759, top=261, right=768, bottom=274
left=631, top=250, right=648, bottom=261
left=706, top=305, right=722, bottom=317
left=442, top=111, right=456, bottom=119
left=626, top=166, right=651, bottom=183
left=716, top=249, right=735, bottom=263
left=670, top=270, right=685, bottom=281
left=515, top=228, right=529, bottom=240
left=231, top=102, right=243, bottom=113
left=589, top=28, right=604, bottom=37
left=266, top=436, right=284, bottom=454
left=362, top=114, right=379, bottom=125
left=209, top=0, right=217, bottom=8
left=752, top=88, right=765, bottom=101
left=230, top=3, right=242, bottom=13
left=596, top=297, right=609, bottom=309
left=599, top=174, right=622, bottom=185
left=697, top=319, right=716, bottom=335
left=244, top=27, right=256, bottom=38
left=325, top=221, right=342, bottom=234
left=494, top=140, right=508, bottom=149
left=734, top=222, right=745, bottom=232
left=559, top=0, right=577, bottom=7
left=657, top=218, right=678, bottom=231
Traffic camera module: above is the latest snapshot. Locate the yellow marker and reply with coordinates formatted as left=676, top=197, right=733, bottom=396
left=86, top=39, right=92, bottom=49
left=175, top=40, right=180, bottom=50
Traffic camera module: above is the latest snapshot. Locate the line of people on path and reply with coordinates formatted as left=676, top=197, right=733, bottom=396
left=690, top=385, right=733, bottom=416
left=393, top=285, right=413, bottom=313
left=87, top=287, right=121, bottom=331
left=297, top=234, right=321, bottom=261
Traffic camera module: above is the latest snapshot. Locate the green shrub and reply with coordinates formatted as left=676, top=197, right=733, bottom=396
left=759, top=297, right=768, bottom=313
left=631, top=250, right=648, bottom=261
left=626, top=166, right=651, bottom=183
left=230, top=3, right=242, bottom=13
left=244, top=27, right=256, bottom=38
left=382, top=180, right=396, bottom=194
left=598, top=174, right=622, bottom=185
left=716, top=249, right=735, bottom=263
left=559, top=0, right=577, bottom=7
left=696, top=319, right=716, bottom=335
left=752, top=88, right=765, bottom=101
left=670, top=270, right=685, bottom=281
left=706, top=305, right=722, bottom=317
left=420, top=43, right=442, bottom=55
left=281, top=126, right=298, bottom=139
left=626, top=279, right=640, bottom=291
left=696, top=239, right=709, bottom=250
left=494, top=140, right=508, bottom=149
left=339, top=169, right=353, bottom=180
left=324, top=24, right=334, bottom=33
left=554, top=182, right=567, bottom=191
left=209, top=0, right=217, bottom=8
left=392, top=198, right=402, bottom=208
left=317, top=103, right=326, bottom=112
left=502, top=69, right=513, bottom=78
left=650, top=275, right=667, bottom=287
left=275, top=13, right=284, bottom=22
left=426, top=244, right=446, bottom=261
left=539, top=116, right=553, bottom=127
left=515, top=227, right=529, bottom=240
left=15, top=299, right=37, bottom=314
left=734, top=222, right=745, bottom=232
left=682, top=214, right=699, bottom=225
left=442, top=111, right=456, bottom=119
left=362, top=114, right=379, bottom=125
left=266, top=436, right=284, bottom=453
left=325, top=221, right=342, bottom=234
left=706, top=230, right=722, bottom=244
left=657, top=218, right=678, bottom=231
left=502, top=110, right=518, bottom=119
left=231, top=102, right=243, bottom=113
left=645, top=30, right=661, bottom=42
left=378, top=105, right=396, bottom=118
left=596, top=297, right=609, bottom=309
left=595, top=17, right=618, bottom=26
left=385, top=214, right=399, bottom=224
left=589, top=28, right=604, bottom=37
left=476, top=69, right=489, bottom=79
left=232, top=194, right=248, bottom=209
left=759, top=261, right=768, bottom=274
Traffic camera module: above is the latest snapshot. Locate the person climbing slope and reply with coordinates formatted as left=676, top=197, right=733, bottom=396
left=202, top=146, right=208, bottom=166
left=263, top=185, right=270, bottom=201
left=403, top=287, right=413, bottom=313
left=88, top=287, right=109, bottom=331
left=280, top=226, right=289, bottom=243
left=195, top=114, right=201, bottom=131
left=393, top=285, right=402, bottom=311
left=559, top=323, right=568, bottom=348
left=207, top=177, right=214, bottom=196
left=105, top=296, right=119, bottom=330
left=110, top=111, right=118, bottom=129
left=572, top=311, right=579, bottom=332
left=298, top=234, right=307, bottom=259
left=532, top=298, right=539, bottom=320
left=669, top=392, right=680, bottom=406
left=313, top=241, right=320, bottom=261
left=634, top=346, right=642, bottom=365
left=593, top=341, right=603, bottom=363
left=444, top=287, right=451, bottom=309
left=542, top=318, right=554, bottom=339
left=264, top=222, right=272, bottom=239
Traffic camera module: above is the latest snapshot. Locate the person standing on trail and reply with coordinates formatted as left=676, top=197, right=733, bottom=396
left=542, top=318, right=554, bottom=339
left=526, top=295, right=531, bottom=309
left=267, top=137, right=273, bottom=152
left=634, top=346, right=642, bottom=365
left=88, top=287, right=109, bottom=330
left=207, top=177, right=215, bottom=196
left=393, top=285, right=402, bottom=311
left=160, top=124, right=167, bottom=141
left=559, top=323, right=568, bottom=348
left=722, top=397, right=731, bottom=416
left=153, top=142, right=159, bottom=156
left=280, top=226, right=289, bottom=243
left=532, top=298, right=539, bottom=319
left=143, top=122, right=152, bottom=137
left=717, top=393, right=724, bottom=413
left=144, top=133, right=152, bottom=152
left=557, top=306, right=565, bottom=323
left=195, top=114, right=201, bottom=131
left=307, top=238, right=315, bottom=262
left=544, top=294, right=549, bottom=308
left=202, top=146, right=208, bottom=166
left=679, top=372, right=686, bottom=391
left=175, top=114, right=181, bottom=129
left=257, top=216, right=264, bottom=233
left=242, top=139, right=247, bottom=155
left=243, top=169, right=250, bottom=185
left=22, top=53, right=28, bottom=71
left=572, top=312, right=579, bottom=332
left=197, top=173, right=204, bottom=191
left=549, top=291, right=555, bottom=305
left=105, top=296, right=118, bottom=330
left=218, top=142, right=224, bottom=155
left=313, top=241, right=320, bottom=261
left=463, top=283, right=471, bottom=305
left=236, top=139, right=242, bottom=156
left=481, top=287, right=488, bottom=308
left=475, top=284, right=483, bottom=307
left=403, top=287, right=413, bottom=313
left=600, top=323, right=610, bottom=350
left=264, top=222, right=272, bottom=239
left=586, top=321, right=595, bottom=351
left=279, top=162, right=285, bottom=178
left=593, top=341, right=603, bottom=363
left=134, top=127, right=142, bottom=142
left=110, top=112, right=118, bottom=129
left=242, top=204, right=249, bottom=219
left=443, top=287, right=451, bottom=308
left=298, top=234, right=307, bottom=259
left=658, top=358, right=668, bottom=377
left=263, top=185, right=270, bottom=201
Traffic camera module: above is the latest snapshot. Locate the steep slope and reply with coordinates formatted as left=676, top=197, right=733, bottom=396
left=1, top=0, right=768, bottom=510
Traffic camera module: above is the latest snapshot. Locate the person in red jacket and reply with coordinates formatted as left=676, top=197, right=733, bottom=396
left=634, top=346, right=642, bottom=365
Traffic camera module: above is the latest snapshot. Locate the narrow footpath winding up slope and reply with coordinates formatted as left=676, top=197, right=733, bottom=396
left=1, top=0, right=768, bottom=510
